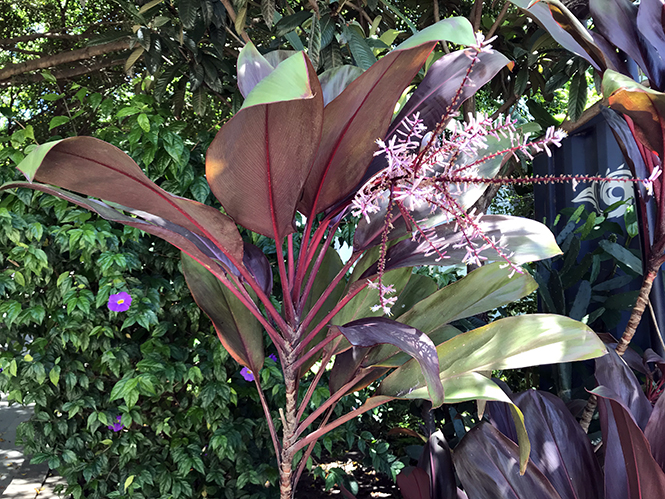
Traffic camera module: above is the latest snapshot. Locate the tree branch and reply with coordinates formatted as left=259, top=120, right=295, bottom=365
left=0, top=38, right=130, bottom=81
left=0, top=57, right=126, bottom=87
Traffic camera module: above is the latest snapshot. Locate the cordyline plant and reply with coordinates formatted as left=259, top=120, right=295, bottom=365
left=0, top=19, right=610, bottom=498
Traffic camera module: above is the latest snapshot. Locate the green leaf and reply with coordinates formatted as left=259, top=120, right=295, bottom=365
left=192, top=86, right=207, bottom=116
left=379, top=314, right=606, bottom=402
left=308, top=13, right=321, bottom=69
left=395, top=17, right=475, bottom=51
left=124, top=475, right=135, bottom=492
left=568, top=70, right=588, bottom=122
left=241, top=51, right=314, bottom=109
left=49, top=365, right=61, bottom=386
left=343, top=25, right=377, bottom=70
left=181, top=253, right=264, bottom=372
left=261, top=0, right=275, bottom=26
left=274, top=10, right=311, bottom=37
left=179, top=0, right=198, bottom=30
left=598, top=240, right=642, bottom=275
left=49, top=116, right=70, bottom=130
left=398, top=262, right=538, bottom=336
left=137, top=113, right=150, bottom=132
left=139, top=0, right=162, bottom=14
left=14, top=271, right=25, bottom=287
left=9, top=359, right=17, bottom=377
left=41, top=70, right=57, bottom=83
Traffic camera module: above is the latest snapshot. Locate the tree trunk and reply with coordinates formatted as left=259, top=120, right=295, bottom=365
left=616, top=266, right=659, bottom=356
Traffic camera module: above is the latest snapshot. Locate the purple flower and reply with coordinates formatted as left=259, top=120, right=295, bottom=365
left=108, top=292, right=132, bottom=312
left=268, top=354, right=278, bottom=363
left=240, top=367, right=255, bottom=382
left=108, top=416, right=124, bottom=432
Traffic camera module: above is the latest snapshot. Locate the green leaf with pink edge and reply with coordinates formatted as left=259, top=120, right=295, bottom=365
left=237, top=41, right=275, bottom=98
left=181, top=253, right=264, bottom=373
left=241, top=52, right=316, bottom=109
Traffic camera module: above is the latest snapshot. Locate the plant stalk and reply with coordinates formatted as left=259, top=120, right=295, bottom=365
left=616, top=266, right=659, bottom=356
left=280, top=360, right=299, bottom=499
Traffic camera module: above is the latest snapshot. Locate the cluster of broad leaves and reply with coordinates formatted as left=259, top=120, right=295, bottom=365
left=0, top=90, right=398, bottom=499
left=1, top=16, right=609, bottom=486
left=397, top=346, right=665, bottom=499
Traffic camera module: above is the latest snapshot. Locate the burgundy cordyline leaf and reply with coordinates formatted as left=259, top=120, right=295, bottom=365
left=416, top=431, right=457, bottom=499
left=0, top=183, right=232, bottom=278
left=328, top=347, right=369, bottom=394
left=16, top=137, right=244, bottom=262
left=298, top=42, right=436, bottom=216
left=331, top=317, right=444, bottom=407
left=645, top=391, right=665, bottom=472
left=593, top=386, right=665, bottom=499
left=181, top=253, right=264, bottom=373
left=207, top=53, right=323, bottom=239
left=453, top=422, right=563, bottom=499
left=360, top=215, right=560, bottom=278
left=318, top=65, right=364, bottom=106
left=391, top=48, right=510, bottom=137
left=595, top=348, right=653, bottom=430
left=637, top=0, right=665, bottom=81
left=511, top=391, right=604, bottom=499
left=396, top=467, right=431, bottom=499
left=589, top=0, right=665, bottom=91
left=509, top=0, right=604, bottom=71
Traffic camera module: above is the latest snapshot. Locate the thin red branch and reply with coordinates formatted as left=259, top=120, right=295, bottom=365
left=254, top=376, right=282, bottom=467
left=296, top=337, right=343, bottom=423
left=296, top=252, right=363, bottom=340
left=291, top=396, right=393, bottom=453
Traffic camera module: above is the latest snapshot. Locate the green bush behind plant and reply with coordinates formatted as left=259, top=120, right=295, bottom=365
left=1, top=85, right=404, bottom=498
left=0, top=88, right=291, bottom=498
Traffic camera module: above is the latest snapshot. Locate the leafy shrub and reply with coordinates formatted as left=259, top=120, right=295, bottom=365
left=0, top=92, right=286, bottom=499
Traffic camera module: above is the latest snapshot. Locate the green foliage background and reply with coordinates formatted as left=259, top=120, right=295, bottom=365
left=0, top=89, right=287, bottom=499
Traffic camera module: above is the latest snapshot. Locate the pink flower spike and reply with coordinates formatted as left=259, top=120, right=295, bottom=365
left=240, top=367, right=255, bottom=382
left=107, top=292, right=132, bottom=312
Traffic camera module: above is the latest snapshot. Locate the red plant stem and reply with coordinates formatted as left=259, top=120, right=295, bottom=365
left=616, top=264, right=661, bottom=356
left=291, top=396, right=393, bottom=453
left=293, top=406, right=335, bottom=488
left=297, top=217, right=342, bottom=315
left=296, top=337, right=342, bottom=424
left=287, top=234, right=295, bottom=287
left=294, top=217, right=316, bottom=302
left=294, top=371, right=371, bottom=439
left=275, top=236, right=296, bottom=328
left=296, top=253, right=364, bottom=346
left=253, top=376, right=282, bottom=467
left=292, top=328, right=342, bottom=372
left=292, top=214, right=333, bottom=304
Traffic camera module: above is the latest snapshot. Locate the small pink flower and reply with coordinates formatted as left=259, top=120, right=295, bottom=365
left=240, top=367, right=255, bottom=382
left=108, top=292, right=132, bottom=312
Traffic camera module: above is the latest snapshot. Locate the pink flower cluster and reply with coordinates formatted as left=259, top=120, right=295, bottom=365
left=352, top=81, right=567, bottom=313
